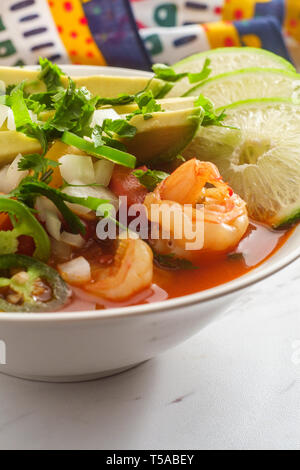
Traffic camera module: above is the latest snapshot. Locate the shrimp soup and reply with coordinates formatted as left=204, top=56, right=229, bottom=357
left=62, top=220, right=292, bottom=311
left=0, top=56, right=298, bottom=313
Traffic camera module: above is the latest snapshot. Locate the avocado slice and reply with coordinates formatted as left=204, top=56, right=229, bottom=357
left=113, top=97, right=196, bottom=115
left=39, top=94, right=195, bottom=123
left=0, top=66, right=166, bottom=98
left=0, top=131, right=42, bottom=166
left=120, top=107, right=204, bottom=164
left=69, top=75, right=165, bottom=98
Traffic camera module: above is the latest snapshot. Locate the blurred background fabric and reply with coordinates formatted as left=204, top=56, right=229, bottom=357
left=0, top=0, right=298, bottom=70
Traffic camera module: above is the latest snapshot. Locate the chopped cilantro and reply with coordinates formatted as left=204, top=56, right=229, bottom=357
left=6, top=84, right=17, bottom=95
left=126, top=90, right=162, bottom=121
left=17, top=153, right=59, bottom=179
left=91, top=119, right=136, bottom=152
left=152, top=59, right=211, bottom=85
left=153, top=251, right=198, bottom=270
left=227, top=252, right=245, bottom=261
left=48, top=78, right=96, bottom=136
left=133, top=169, right=169, bottom=191
left=8, top=86, right=48, bottom=154
left=194, top=95, right=227, bottom=127
left=96, top=94, right=136, bottom=107
left=102, top=119, right=137, bottom=139
left=26, top=91, right=57, bottom=111
left=38, top=57, right=64, bottom=92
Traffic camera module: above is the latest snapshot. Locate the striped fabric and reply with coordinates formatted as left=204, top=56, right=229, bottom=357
left=0, top=0, right=298, bottom=70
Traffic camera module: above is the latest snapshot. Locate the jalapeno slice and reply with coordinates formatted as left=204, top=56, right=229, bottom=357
left=0, top=197, right=50, bottom=262
left=0, top=255, right=70, bottom=312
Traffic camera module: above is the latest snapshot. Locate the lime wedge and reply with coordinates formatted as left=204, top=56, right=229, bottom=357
left=183, top=99, right=300, bottom=227
left=169, top=47, right=296, bottom=97
left=184, top=68, right=300, bottom=108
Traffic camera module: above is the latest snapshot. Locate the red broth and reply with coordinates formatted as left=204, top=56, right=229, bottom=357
left=62, top=221, right=292, bottom=311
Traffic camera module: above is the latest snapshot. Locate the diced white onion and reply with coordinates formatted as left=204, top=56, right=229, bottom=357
left=60, top=231, right=85, bottom=248
left=35, top=196, right=62, bottom=241
left=45, top=213, right=62, bottom=241
left=50, top=238, right=72, bottom=261
left=58, top=257, right=91, bottom=285
left=0, top=154, right=28, bottom=194
left=91, top=108, right=120, bottom=128
left=63, top=180, right=119, bottom=215
left=28, top=110, right=38, bottom=123
left=94, top=159, right=114, bottom=187
left=0, top=104, right=16, bottom=130
left=59, top=154, right=95, bottom=184
left=7, top=108, right=16, bottom=130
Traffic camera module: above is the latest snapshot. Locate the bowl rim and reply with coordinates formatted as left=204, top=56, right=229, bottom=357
left=0, top=238, right=298, bottom=323
left=0, top=65, right=299, bottom=323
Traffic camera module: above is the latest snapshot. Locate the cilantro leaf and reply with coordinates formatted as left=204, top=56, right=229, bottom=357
left=194, top=95, right=227, bottom=127
left=152, top=64, right=187, bottom=83
left=26, top=92, right=56, bottom=111
left=96, top=94, right=136, bottom=107
left=25, top=97, right=46, bottom=116
left=18, top=153, right=59, bottom=178
left=8, top=86, right=31, bottom=128
left=91, top=119, right=136, bottom=152
left=91, top=125, right=105, bottom=147
left=133, top=169, right=169, bottom=191
left=6, top=84, right=17, bottom=95
left=8, top=86, right=48, bottom=154
left=187, top=59, right=211, bottom=84
left=38, top=57, right=64, bottom=92
left=153, top=252, right=198, bottom=270
left=152, top=59, right=211, bottom=85
left=48, top=78, right=96, bottom=136
left=102, top=119, right=137, bottom=138
left=20, top=122, right=48, bottom=154
left=227, top=252, right=245, bottom=261
left=126, top=90, right=162, bottom=121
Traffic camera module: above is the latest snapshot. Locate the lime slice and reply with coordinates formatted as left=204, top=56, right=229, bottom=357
left=184, top=68, right=300, bottom=108
left=169, top=47, right=296, bottom=97
left=183, top=99, right=300, bottom=227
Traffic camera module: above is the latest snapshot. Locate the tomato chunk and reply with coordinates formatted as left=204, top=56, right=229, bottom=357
left=109, top=165, right=148, bottom=206
left=17, top=235, right=35, bottom=257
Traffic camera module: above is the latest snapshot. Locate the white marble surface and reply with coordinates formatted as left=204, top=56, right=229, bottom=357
left=0, top=258, right=299, bottom=450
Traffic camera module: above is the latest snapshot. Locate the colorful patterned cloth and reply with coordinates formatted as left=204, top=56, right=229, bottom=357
left=0, top=0, right=298, bottom=70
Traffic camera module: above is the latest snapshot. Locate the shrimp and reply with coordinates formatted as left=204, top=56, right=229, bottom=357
left=144, top=158, right=249, bottom=260
left=85, top=236, right=153, bottom=301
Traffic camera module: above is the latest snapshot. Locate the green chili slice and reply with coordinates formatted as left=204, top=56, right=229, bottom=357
left=61, top=131, right=136, bottom=168
left=0, top=197, right=50, bottom=262
left=0, top=255, right=70, bottom=312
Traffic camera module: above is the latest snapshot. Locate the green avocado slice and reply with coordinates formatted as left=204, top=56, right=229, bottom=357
left=113, top=97, right=196, bottom=115
left=120, top=107, right=204, bottom=164
left=0, top=66, right=165, bottom=98
left=0, top=131, right=42, bottom=166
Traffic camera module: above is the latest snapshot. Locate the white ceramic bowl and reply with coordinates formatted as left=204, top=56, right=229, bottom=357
left=0, top=66, right=299, bottom=382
